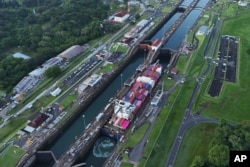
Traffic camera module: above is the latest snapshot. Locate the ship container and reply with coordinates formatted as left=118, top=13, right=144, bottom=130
left=141, top=88, right=146, bottom=93
left=147, top=65, right=153, bottom=71
left=146, top=70, right=151, bottom=76
left=126, top=90, right=131, bottom=96
left=149, top=71, right=154, bottom=77
left=144, top=70, right=150, bottom=75
left=154, top=72, right=161, bottom=78
left=144, top=83, right=151, bottom=90
left=137, top=93, right=144, bottom=100
left=129, top=96, right=135, bottom=103
left=133, top=99, right=138, bottom=105
left=136, top=100, right=142, bottom=107
left=124, top=95, right=130, bottom=102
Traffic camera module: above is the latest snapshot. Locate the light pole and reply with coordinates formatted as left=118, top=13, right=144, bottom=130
left=82, top=114, right=86, bottom=129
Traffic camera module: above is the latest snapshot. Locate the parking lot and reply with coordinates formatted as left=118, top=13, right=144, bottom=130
left=208, top=35, right=238, bottom=97
left=107, top=52, right=124, bottom=63
left=64, top=57, right=101, bottom=86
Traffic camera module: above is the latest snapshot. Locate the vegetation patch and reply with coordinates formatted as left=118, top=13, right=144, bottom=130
left=141, top=80, right=196, bottom=167
left=0, top=145, right=25, bottom=167
left=198, top=10, right=250, bottom=123
left=60, top=92, right=77, bottom=108
left=111, top=43, right=129, bottom=53
left=174, top=123, right=218, bottom=167
left=0, top=118, right=26, bottom=143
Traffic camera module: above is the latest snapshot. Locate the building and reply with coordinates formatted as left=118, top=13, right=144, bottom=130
left=43, top=57, right=62, bottom=69
left=238, top=0, right=248, bottom=6
left=124, top=26, right=140, bottom=38
left=151, top=39, right=162, bottom=51
left=58, top=45, right=87, bottom=60
left=82, top=74, right=102, bottom=87
left=13, top=76, right=39, bottom=94
left=114, top=12, right=130, bottom=23
left=24, top=112, right=50, bottom=133
left=13, top=52, right=31, bottom=60
left=50, top=87, right=62, bottom=97
left=29, top=68, right=45, bottom=78
left=170, top=67, right=178, bottom=75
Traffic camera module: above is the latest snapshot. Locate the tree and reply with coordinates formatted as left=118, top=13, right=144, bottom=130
left=45, top=66, right=61, bottom=78
left=190, top=156, right=206, bottom=167
left=208, top=144, right=229, bottom=167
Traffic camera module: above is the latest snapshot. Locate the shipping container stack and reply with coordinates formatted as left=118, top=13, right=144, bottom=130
left=110, top=63, right=162, bottom=130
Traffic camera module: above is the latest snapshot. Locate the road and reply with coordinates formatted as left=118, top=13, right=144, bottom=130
left=164, top=12, right=223, bottom=167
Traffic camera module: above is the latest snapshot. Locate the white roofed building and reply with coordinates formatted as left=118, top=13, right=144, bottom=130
left=13, top=52, right=31, bottom=60
left=114, top=12, right=130, bottom=23
left=29, top=68, right=45, bottom=78
left=13, top=76, right=39, bottom=94
left=50, top=87, right=62, bottom=96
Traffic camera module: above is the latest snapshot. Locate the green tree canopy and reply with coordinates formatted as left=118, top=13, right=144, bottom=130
left=190, top=156, right=206, bottom=167
left=208, top=144, right=229, bottom=167
left=45, top=66, right=61, bottom=78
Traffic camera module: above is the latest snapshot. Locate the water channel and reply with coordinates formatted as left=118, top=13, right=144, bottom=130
left=36, top=0, right=210, bottom=166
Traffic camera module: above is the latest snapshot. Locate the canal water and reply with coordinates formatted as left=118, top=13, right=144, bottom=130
left=36, top=0, right=210, bottom=166
left=163, top=0, right=210, bottom=50
left=151, top=12, right=182, bottom=41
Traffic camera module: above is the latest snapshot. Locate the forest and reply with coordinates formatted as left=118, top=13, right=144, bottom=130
left=0, top=0, right=122, bottom=93
left=191, top=121, right=250, bottom=167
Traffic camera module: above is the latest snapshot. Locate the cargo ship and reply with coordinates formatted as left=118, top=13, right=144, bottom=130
left=101, top=61, right=162, bottom=140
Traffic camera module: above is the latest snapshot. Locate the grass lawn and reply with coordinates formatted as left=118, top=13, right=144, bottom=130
left=0, top=118, right=27, bottom=142
left=174, top=123, right=218, bottom=167
left=111, top=43, right=129, bottom=53
left=0, top=118, right=3, bottom=125
left=198, top=10, right=250, bottom=123
left=60, top=92, right=77, bottom=108
left=0, top=145, right=25, bottom=167
left=140, top=80, right=196, bottom=167
left=175, top=55, right=189, bottom=74
left=97, top=63, right=117, bottom=74
left=125, top=122, right=150, bottom=147
left=120, top=162, right=134, bottom=167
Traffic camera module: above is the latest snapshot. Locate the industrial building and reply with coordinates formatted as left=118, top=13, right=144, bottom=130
left=58, top=45, right=87, bottom=60
left=24, top=112, right=51, bottom=133
left=43, top=57, right=62, bottom=69
left=82, top=74, right=102, bottom=87
left=29, top=68, right=45, bottom=78
left=13, top=76, right=39, bottom=94
left=114, top=12, right=130, bottom=23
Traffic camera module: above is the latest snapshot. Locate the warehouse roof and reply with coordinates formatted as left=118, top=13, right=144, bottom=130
left=58, top=45, right=86, bottom=60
